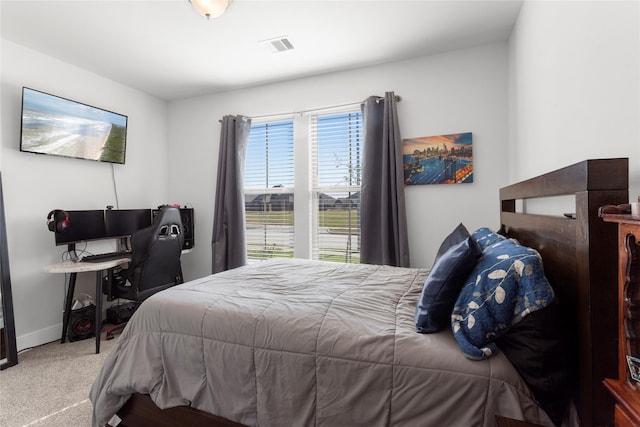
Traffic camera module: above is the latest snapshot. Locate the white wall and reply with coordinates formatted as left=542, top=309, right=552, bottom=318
left=169, top=42, right=511, bottom=279
left=508, top=0, right=640, bottom=199
left=0, top=40, right=170, bottom=350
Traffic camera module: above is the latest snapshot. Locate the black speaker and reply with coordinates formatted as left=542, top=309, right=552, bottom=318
left=68, top=304, right=95, bottom=342
left=179, top=208, right=194, bottom=250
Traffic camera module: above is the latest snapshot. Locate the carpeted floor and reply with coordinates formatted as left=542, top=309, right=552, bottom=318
left=0, top=334, right=117, bottom=427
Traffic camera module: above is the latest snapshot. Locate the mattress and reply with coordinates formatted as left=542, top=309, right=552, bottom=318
left=90, top=258, right=554, bottom=426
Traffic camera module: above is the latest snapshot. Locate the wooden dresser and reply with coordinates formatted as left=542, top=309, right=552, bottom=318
left=600, top=204, right=640, bottom=427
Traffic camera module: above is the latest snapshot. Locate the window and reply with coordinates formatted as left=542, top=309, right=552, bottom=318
left=244, top=119, right=295, bottom=260
left=310, top=111, right=363, bottom=263
left=244, top=108, right=363, bottom=263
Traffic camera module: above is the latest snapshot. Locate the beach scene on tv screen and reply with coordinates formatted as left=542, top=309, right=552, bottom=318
left=21, top=88, right=127, bottom=164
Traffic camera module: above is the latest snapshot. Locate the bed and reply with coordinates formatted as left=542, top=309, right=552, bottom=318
left=90, top=158, right=629, bottom=427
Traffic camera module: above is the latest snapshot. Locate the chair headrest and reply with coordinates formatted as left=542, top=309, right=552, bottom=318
left=158, top=224, right=181, bottom=237
left=154, top=206, right=182, bottom=226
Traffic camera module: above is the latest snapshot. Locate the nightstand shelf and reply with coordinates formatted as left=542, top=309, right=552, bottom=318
left=600, top=205, right=640, bottom=427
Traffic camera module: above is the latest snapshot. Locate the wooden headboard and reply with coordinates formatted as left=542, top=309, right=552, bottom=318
left=500, top=158, right=629, bottom=427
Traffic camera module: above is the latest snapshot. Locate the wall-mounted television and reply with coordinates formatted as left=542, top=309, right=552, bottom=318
left=20, top=87, right=128, bottom=164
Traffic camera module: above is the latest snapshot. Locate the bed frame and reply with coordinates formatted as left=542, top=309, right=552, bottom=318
left=113, top=158, right=629, bottom=427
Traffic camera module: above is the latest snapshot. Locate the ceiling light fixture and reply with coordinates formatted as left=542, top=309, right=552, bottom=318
left=189, top=0, right=230, bottom=20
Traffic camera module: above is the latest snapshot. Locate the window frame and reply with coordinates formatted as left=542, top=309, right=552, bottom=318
left=243, top=106, right=363, bottom=263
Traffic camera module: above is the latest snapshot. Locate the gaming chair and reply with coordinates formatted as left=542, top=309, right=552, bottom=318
left=103, top=205, right=184, bottom=338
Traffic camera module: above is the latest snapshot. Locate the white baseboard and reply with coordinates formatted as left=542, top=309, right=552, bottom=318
left=17, top=323, right=62, bottom=352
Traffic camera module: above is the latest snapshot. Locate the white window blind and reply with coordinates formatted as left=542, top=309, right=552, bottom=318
left=244, top=119, right=295, bottom=260
left=310, top=109, right=363, bottom=263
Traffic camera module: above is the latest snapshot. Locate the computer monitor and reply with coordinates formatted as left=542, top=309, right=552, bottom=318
left=54, top=210, right=107, bottom=246
left=105, top=209, right=152, bottom=239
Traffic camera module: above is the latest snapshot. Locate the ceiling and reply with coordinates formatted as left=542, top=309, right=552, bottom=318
left=1, top=0, right=524, bottom=101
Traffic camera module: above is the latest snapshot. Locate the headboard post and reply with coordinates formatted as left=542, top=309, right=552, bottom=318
left=575, top=189, right=626, bottom=425
left=500, top=158, right=628, bottom=427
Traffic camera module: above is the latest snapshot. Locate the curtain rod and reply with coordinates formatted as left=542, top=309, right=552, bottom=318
left=224, top=94, right=402, bottom=122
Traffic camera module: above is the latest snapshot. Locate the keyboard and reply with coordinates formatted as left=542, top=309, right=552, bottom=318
left=81, top=252, right=131, bottom=263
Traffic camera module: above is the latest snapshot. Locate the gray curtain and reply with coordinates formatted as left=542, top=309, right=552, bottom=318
left=211, top=115, right=251, bottom=273
left=360, top=92, right=410, bottom=267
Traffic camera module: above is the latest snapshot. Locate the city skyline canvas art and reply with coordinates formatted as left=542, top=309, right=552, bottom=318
left=403, top=132, right=473, bottom=185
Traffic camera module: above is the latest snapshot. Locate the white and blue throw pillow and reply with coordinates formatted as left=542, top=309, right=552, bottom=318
left=471, top=227, right=506, bottom=250
left=451, top=234, right=555, bottom=360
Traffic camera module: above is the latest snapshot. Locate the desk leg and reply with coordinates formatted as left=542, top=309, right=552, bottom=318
left=61, top=272, right=77, bottom=344
left=95, top=270, right=103, bottom=354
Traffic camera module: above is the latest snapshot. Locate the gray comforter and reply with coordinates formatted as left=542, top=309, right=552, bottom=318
left=90, top=259, right=554, bottom=427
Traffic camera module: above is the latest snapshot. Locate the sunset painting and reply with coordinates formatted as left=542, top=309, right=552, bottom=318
left=402, top=132, right=473, bottom=185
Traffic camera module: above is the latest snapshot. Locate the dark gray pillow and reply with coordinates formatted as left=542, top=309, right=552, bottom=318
left=435, top=222, right=473, bottom=259
left=495, top=303, right=570, bottom=427
left=415, top=224, right=482, bottom=333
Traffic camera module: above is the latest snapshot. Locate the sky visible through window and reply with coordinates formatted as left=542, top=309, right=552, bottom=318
left=245, top=120, right=294, bottom=189
left=244, top=111, right=363, bottom=191
left=314, top=112, right=363, bottom=191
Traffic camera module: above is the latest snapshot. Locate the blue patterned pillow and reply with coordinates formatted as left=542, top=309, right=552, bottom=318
left=471, top=227, right=506, bottom=250
left=451, top=236, right=555, bottom=360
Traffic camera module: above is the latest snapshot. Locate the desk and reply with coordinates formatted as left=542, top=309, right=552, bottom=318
left=44, top=257, right=130, bottom=354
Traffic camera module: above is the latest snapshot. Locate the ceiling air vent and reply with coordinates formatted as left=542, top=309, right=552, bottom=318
left=259, top=36, right=295, bottom=53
